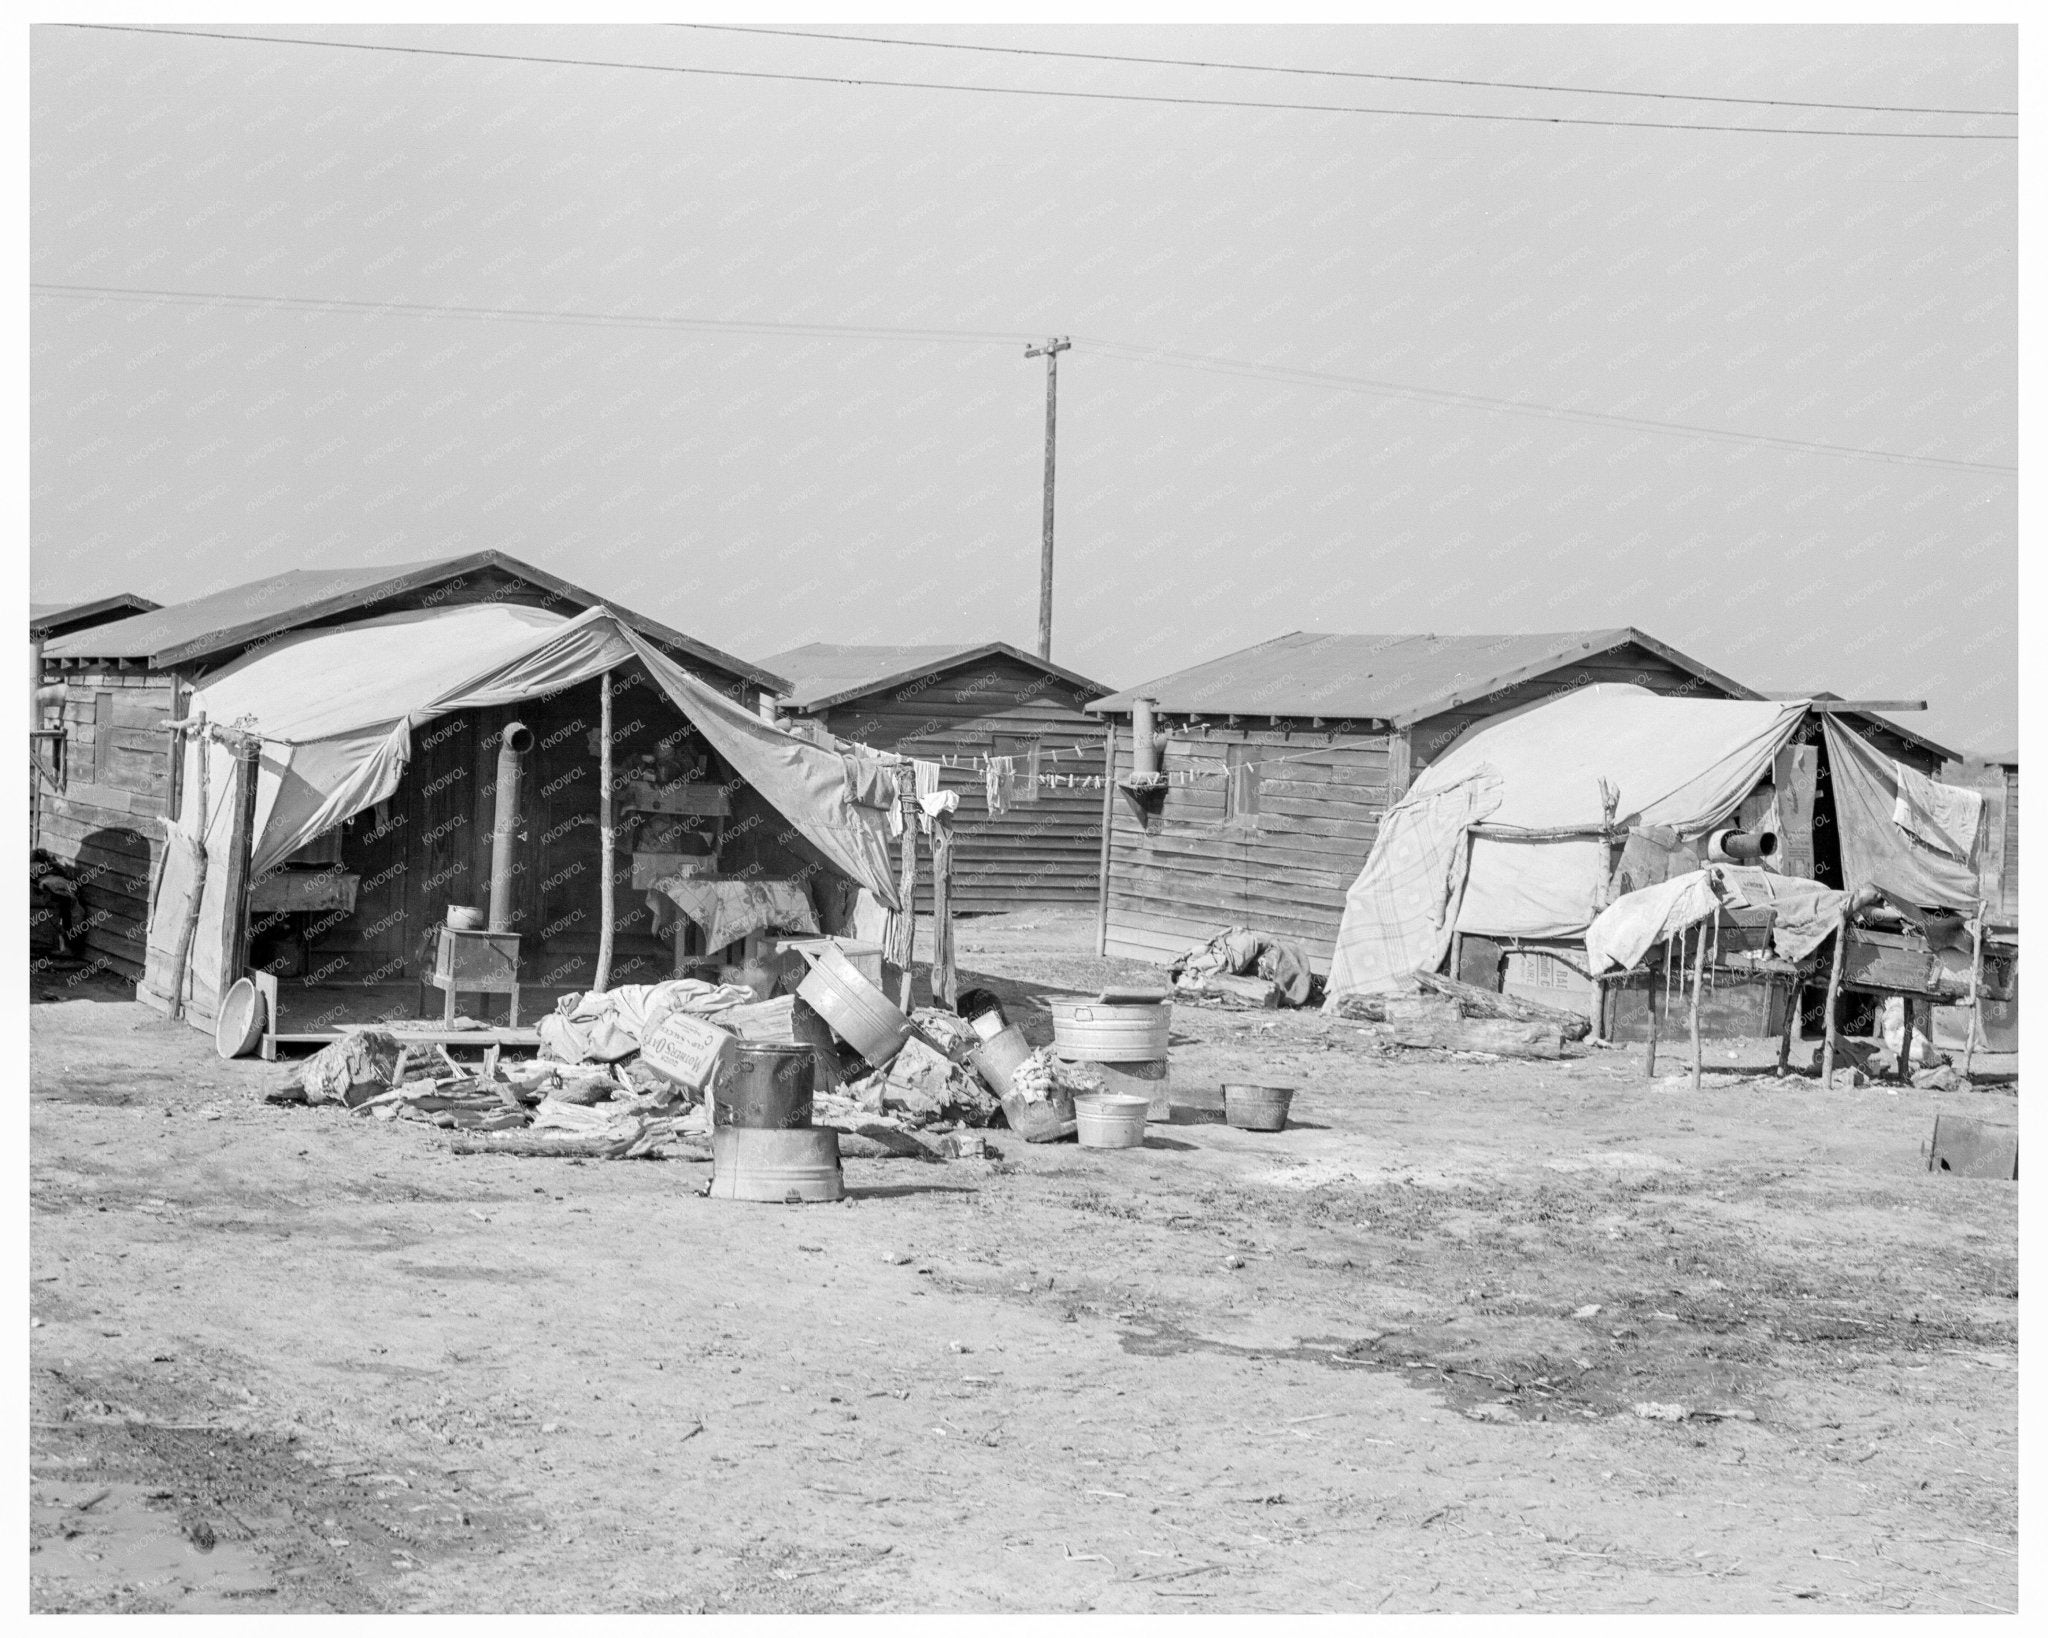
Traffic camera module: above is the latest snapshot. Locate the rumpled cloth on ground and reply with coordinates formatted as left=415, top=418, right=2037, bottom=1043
left=648, top=877, right=820, bottom=954
left=1585, top=866, right=1851, bottom=974
left=539, top=978, right=755, bottom=1063
left=1169, top=925, right=1317, bottom=1007
left=1892, top=760, right=1982, bottom=862
left=1325, top=770, right=1505, bottom=1001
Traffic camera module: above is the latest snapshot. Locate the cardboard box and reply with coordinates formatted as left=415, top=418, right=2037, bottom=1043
left=640, top=1011, right=736, bottom=1094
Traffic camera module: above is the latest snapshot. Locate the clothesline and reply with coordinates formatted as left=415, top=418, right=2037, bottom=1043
left=840, top=733, right=1395, bottom=781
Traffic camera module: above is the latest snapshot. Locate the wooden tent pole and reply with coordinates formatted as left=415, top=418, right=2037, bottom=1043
left=1642, top=952, right=1662, bottom=1079
left=1095, top=722, right=1116, bottom=958
left=1819, top=907, right=1850, bottom=1088
left=1962, top=898, right=1985, bottom=1077
left=896, top=780, right=918, bottom=1012
left=1689, top=917, right=1709, bottom=1093
left=931, top=810, right=956, bottom=1009
left=166, top=715, right=210, bottom=1021
left=593, top=669, right=614, bottom=994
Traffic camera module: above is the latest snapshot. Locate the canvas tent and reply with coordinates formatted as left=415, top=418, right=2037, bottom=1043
left=146, top=603, right=900, bottom=1024
left=1325, top=685, right=1814, bottom=998
left=1325, top=683, right=1996, bottom=1002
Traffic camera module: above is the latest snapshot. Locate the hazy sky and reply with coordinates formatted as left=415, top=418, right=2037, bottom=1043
left=31, top=22, right=2016, bottom=751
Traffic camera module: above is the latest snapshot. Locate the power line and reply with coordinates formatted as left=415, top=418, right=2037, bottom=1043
left=68, top=25, right=2014, bottom=139
left=1078, top=335, right=2015, bottom=474
left=33, top=282, right=2016, bottom=475
left=675, top=23, right=2018, bottom=119
left=30, top=282, right=1033, bottom=347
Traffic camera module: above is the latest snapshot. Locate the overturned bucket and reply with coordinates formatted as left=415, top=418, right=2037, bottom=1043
left=1222, top=1083, right=1294, bottom=1132
left=1074, top=1093, right=1150, bottom=1150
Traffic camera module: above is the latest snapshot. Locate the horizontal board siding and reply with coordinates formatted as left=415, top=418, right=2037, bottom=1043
left=815, top=678, right=1107, bottom=911
left=1101, top=727, right=1384, bottom=971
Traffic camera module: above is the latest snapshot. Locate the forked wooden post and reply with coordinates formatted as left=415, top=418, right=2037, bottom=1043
left=593, top=669, right=614, bottom=994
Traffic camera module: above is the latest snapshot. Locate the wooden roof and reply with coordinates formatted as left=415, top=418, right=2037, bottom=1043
left=29, top=593, right=160, bottom=640
left=760, top=640, right=1110, bottom=713
left=1088, top=628, right=1754, bottom=727
left=41, top=550, right=786, bottom=692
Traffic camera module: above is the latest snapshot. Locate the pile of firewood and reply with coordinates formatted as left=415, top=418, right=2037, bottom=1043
left=1332, top=969, right=1590, bottom=1059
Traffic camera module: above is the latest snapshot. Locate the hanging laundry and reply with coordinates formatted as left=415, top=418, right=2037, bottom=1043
left=913, top=758, right=943, bottom=800
left=985, top=754, right=1016, bottom=816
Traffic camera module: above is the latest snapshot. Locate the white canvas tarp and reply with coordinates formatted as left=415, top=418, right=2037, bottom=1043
left=1326, top=684, right=1811, bottom=999
left=153, top=602, right=900, bottom=1023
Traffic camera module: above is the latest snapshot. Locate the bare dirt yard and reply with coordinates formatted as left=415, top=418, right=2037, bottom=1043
left=30, top=906, right=2018, bottom=1613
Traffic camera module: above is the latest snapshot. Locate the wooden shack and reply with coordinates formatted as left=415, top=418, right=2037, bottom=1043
left=1085, top=628, right=1952, bottom=979
left=760, top=641, right=1111, bottom=913
left=35, top=552, right=790, bottom=997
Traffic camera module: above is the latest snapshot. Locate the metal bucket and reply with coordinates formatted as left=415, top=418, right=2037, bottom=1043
left=713, top=1042, right=815, bottom=1130
left=709, top=1127, right=844, bottom=1203
left=1223, top=1083, right=1294, bottom=1132
left=795, top=943, right=913, bottom=1067
left=965, top=1023, right=1033, bottom=1100
left=1049, top=998, right=1169, bottom=1062
left=1074, top=1093, right=1150, bottom=1149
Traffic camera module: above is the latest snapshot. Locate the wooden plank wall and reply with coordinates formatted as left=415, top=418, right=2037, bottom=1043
left=812, top=655, right=1105, bottom=913
left=35, top=667, right=176, bottom=981
left=1102, top=726, right=1392, bottom=973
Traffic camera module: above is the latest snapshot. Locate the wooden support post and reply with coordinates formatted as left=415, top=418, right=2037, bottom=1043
left=1688, top=917, right=1709, bottom=1093
left=593, top=669, right=614, bottom=994
left=166, top=714, right=211, bottom=1022
left=1897, top=996, right=1916, bottom=1085
left=1962, top=900, right=1986, bottom=1078
left=931, top=811, right=956, bottom=1009
left=1819, top=908, right=1850, bottom=1089
left=221, top=731, right=263, bottom=993
left=1095, top=721, right=1116, bottom=958
left=1642, top=959, right=1661, bottom=1080
left=1775, top=975, right=1797, bottom=1077
left=895, top=783, right=918, bottom=1013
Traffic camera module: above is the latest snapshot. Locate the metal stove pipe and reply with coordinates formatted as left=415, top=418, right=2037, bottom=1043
left=487, top=721, right=534, bottom=933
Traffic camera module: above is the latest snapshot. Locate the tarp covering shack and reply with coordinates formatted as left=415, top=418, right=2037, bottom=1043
left=1326, top=685, right=1811, bottom=998
left=150, top=603, right=900, bottom=1023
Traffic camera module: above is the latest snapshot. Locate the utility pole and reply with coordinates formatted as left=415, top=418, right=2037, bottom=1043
left=1025, top=336, right=1070, bottom=660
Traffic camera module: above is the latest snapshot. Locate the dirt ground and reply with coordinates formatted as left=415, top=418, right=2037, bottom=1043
left=30, top=906, right=2018, bottom=1613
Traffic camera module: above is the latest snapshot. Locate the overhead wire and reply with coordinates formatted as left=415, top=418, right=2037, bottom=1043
left=673, top=23, right=2018, bottom=119
left=32, top=283, right=2016, bottom=475
left=67, top=24, right=2014, bottom=139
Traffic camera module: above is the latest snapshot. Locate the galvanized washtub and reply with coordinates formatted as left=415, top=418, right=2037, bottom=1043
left=1048, top=997, right=1170, bottom=1062
left=794, top=942, right=913, bottom=1068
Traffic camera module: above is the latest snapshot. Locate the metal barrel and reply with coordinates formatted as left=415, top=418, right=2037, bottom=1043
left=965, top=1023, right=1033, bottom=1099
left=713, top=1041, right=816, bottom=1130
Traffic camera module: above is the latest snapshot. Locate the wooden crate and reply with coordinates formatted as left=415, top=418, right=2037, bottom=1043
left=1841, top=927, right=2011, bottom=1003
left=1602, top=968, right=1794, bottom=1044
